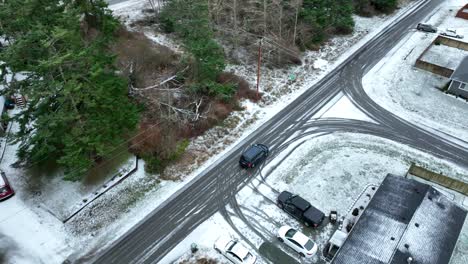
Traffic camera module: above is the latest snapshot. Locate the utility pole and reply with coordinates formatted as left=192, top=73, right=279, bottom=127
left=256, top=38, right=263, bottom=101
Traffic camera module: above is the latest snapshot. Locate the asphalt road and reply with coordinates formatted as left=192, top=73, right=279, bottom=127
left=88, top=0, right=467, bottom=263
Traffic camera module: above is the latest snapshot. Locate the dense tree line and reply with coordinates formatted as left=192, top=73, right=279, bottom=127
left=298, top=0, right=355, bottom=49
left=0, top=0, right=139, bottom=181
left=176, top=0, right=401, bottom=63
left=355, top=0, right=399, bottom=16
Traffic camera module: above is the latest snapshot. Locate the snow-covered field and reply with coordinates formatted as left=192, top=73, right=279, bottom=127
left=363, top=0, right=468, bottom=142
left=2, top=0, right=468, bottom=264
left=165, top=129, right=468, bottom=264
left=420, top=43, right=468, bottom=70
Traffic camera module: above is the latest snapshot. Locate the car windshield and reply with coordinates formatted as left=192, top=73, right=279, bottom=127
left=285, top=228, right=297, bottom=239
left=227, top=241, right=237, bottom=251
left=0, top=186, right=8, bottom=194
left=304, top=239, right=315, bottom=251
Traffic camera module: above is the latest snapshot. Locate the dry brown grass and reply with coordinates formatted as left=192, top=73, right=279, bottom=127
left=112, top=27, right=178, bottom=87
left=129, top=121, right=178, bottom=160
left=217, top=72, right=259, bottom=101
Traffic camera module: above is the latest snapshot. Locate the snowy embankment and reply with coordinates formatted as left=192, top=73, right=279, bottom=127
left=363, top=0, right=468, bottom=142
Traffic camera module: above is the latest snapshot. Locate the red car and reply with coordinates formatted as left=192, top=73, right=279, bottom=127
left=0, top=170, right=14, bottom=200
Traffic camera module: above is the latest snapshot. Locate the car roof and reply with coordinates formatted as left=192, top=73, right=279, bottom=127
left=290, top=195, right=310, bottom=211
left=242, top=145, right=262, bottom=160
left=214, top=236, right=232, bottom=250
left=292, top=231, right=310, bottom=247
left=229, top=242, right=249, bottom=260
left=329, top=230, right=348, bottom=247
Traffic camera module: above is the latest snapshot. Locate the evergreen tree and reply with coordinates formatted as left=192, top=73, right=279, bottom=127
left=160, top=0, right=233, bottom=100
left=299, top=0, right=355, bottom=47
left=371, top=0, right=398, bottom=13
left=332, top=0, right=355, bottom=34
left=0, top=0, right=139, bottom=181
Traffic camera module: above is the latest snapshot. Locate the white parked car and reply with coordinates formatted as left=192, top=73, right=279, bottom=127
left=440, top=30, right=464, bottom=39
left=214, top=237, right=257, bottom=264
left=277, top=225, right=318, bottom=258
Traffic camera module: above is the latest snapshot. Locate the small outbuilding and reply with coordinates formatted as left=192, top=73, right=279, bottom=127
left=448, top=56, right=468, bottom=99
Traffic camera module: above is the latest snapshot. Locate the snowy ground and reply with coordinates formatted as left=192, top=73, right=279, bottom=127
left=363, top=0, right=468, bottom=142
left=165, top=127, right=468, bottom=264
left=421, top=43, right=468, bottom=70
left=2, top=0, right=465, bottom=264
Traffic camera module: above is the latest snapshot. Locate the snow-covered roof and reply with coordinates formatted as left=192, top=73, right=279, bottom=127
left=332, top=174, right=467, bottom=264
left=0, top=95, right=5, bottom=115
left=451, top=56, right=468, bottom=83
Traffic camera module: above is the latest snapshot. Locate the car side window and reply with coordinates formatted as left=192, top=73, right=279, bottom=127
left=288, top=238, right=303, bottom=249
left=255, top=151, right=263, bottom=160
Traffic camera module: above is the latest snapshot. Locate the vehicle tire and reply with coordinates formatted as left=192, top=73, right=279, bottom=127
left=300, top=253, right=305, bottom=258
left=278, top=237, right=283, bottom=242
left=304, top=221, right=310, bottom=227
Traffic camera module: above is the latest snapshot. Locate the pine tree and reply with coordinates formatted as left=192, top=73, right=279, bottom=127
left=371, top=0, right=398, bottom=13
left=0, top=0, right=139, bottom=181
left=332, top=0, right=355, bottom=34
left=160, top=0, right=232, bottom=99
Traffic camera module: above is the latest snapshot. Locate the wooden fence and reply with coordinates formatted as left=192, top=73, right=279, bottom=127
left=408, top=163, right=468, bottom=195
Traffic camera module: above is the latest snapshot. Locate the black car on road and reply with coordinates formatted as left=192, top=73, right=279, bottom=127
left=239, top=144, right=269, bottom=168
left=277, top=191, right=325, bottom=227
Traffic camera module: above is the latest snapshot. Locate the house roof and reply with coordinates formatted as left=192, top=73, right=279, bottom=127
left=0, top=96, right=5, bottom=116
left=451, top=56, right=468, bottom=83
left=332, top=174, right=467, bottom=264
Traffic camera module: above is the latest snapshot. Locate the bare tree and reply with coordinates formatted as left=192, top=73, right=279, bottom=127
left=293, top=0, right=300, bottom=45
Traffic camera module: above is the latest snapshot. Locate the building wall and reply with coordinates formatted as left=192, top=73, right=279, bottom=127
left=456, top=4, right=468, bottom=20
left=448, top=80, right=468, bottom=99
left=415, top=59, right=453, bottom=77
left=414, top=36, right=467, bottom=77
left=436, top=36, right=468, bottom=51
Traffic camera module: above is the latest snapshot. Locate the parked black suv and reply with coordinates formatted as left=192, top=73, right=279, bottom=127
left=277, top=191, right=325, bottom=227
left=417, top=23, right=437, bottom=33
left=239, top=144, right=269, bottom=168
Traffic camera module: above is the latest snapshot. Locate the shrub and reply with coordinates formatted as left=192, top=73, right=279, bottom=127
left=143, top=154, right=164, bottom=173
left=371, top=0, right=398, bottom=13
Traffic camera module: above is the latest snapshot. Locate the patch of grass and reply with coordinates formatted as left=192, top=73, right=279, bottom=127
left=168, top=139, right=190, bottom=162
left=118, top=176, right=161, bottom=212
left=143, top=139, right=191, bottom=175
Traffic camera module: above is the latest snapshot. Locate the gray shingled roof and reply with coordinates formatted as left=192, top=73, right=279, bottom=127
left=451, top=56, right=468, bottom=83
left=332, top=174, right=467, bottom=264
